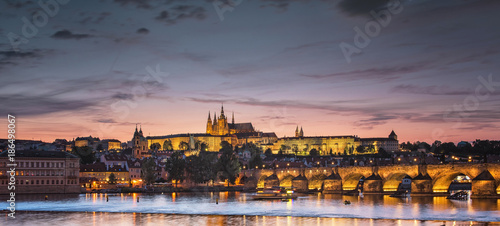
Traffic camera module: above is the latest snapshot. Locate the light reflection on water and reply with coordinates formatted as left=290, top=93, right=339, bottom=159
left=1, top=192, right=499, bottom=225
left=5, top=211, right=496, bottom=226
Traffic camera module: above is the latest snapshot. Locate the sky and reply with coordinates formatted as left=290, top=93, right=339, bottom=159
left=0, top=0, right=499, bottom=144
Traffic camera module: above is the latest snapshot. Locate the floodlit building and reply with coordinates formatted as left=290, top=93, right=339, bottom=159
left=0, top=150, right=80, bottom=194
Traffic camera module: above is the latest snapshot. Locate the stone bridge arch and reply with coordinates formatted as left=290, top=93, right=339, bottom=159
left=427, top=164, right=486, bottom=193
left=382, top=172, right=411, bottom=192
left=304, top=168, right=330, bottom=190
left=279, top=174, right=295, bottom=187
left=241, top=163, right=500, bottom=196
left=342, top=173, right=365, bottom=191
left=337, top=166, right=373, bottom=191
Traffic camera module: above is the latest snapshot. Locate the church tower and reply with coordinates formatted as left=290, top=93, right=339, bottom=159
left=217, top=104, right=229, bottom=135
left=213, top=112, right=218, bottom=135
left=132, top=125, right=146, bottom=159
left=206, top=111, right=213, bottom=134
left=389, top=130, right=397, bottom=140
left=295, top=126, right=303, bottom=137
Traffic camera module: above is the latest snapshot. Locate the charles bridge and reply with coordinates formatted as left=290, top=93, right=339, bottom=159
left=239, top=163, right=500, bottom=198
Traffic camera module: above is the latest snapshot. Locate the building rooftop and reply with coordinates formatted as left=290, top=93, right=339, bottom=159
left=102, top=153, right=128, bottom=161
left=81, top=162, right=107, bottom=172
left=280, top=135, right=357, bottom=140
left=229, top=123, right=254, bottom=131
left=0, top=150, right=78, bottom=159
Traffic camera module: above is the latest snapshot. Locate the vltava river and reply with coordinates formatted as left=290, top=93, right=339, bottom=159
left=2, top=192, right=500, bottom=225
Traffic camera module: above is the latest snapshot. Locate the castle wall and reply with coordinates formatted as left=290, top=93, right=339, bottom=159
left=270, top=136, right=359, bottom=155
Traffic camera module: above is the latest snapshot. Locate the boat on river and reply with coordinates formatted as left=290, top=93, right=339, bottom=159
left=252, top=187, right=297, bottom=200
left=447, top=191, right=469, bottom=200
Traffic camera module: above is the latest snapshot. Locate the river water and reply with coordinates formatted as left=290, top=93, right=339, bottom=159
left=2, top=192, right=499, bottom=225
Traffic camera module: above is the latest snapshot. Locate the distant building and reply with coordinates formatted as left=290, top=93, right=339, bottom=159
left=101, top=139, right=122, bottom=151
left=80, top=162, right=130, bottom=188
left=100, top=153, right=128, bottom=169
left=359, top=130, right=399, bottom=153
left=0, top=150, right=80, bottom=194
left=75, top=136, right=100, bottom=149
left=132, top=126, right=148, bottom=159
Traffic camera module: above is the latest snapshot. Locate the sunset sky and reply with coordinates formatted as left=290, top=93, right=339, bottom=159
left=1, top=0, right=499, bottom=144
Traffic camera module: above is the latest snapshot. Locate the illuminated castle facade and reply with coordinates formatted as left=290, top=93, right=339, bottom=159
left=129, top=105, right=398, bottom=158
left=206, top=105, right=255, bottom=135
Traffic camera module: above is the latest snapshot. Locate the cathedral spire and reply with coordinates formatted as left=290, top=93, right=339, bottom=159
left=232, top=112, right=234, bottom=124
left=221, top=103, right=225, bottom=116
left=208, top=111, right=211, bottom=120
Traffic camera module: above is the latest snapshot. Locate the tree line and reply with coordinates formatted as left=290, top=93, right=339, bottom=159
left=143, top=141, right=242, bottom=187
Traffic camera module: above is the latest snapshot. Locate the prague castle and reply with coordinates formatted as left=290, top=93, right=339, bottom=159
left=206, top=105, right=255, bottom=135
left=131, top=105, right=399, bottom=158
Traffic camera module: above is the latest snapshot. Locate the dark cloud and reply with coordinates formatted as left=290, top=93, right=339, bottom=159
left=136, top=28, right=150, bottom=34
left=78, top=12, right=112, bottom=25
left=448, top=49, right=500, bottom=65
left=259, top=0, right=289, bottom=11
left=391, top=84, right=471, bottom=96
left=353, top=114, right=398, bottom=129
left=113, top=0, right=155, bottom=9
left=0, top=49, right=45, bottom=70
left=186, top=97, right=383, bottom=119
left=155, top=5, right=207, bottom=24
left=96, top=119, right=117, bottom=123
left=112, top=93, right=134, bottom=100
left=51, top=30, right=92, bottom=40
left=0, top=50, right=40, bottom=59
left=0, top=93, right=97, bottom=116
left=3, top=0, right=35, bottom=9
left=300, top=64, right=425, bottom=81
left=337, top=0, right=391, bottom=16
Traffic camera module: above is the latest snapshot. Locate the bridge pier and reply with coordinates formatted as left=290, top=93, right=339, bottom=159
left=363, top=173, right=383, bottom=194
left=292, top=174, right=309, bottom=193
left=264, top=173, right=279, bottom=188
left=323, top=170, right=343, bottom=194
left=243, top=174, right=257, bottom=191
left=471, top=170, right=497, bottom=198
left=411, top=173, right=433, bottom=195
